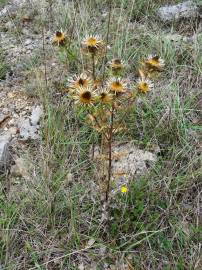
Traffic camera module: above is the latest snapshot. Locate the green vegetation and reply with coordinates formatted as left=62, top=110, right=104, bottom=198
left=0, top=48, right=9, bottom=80
left=0, top=0, right=8, bottom=8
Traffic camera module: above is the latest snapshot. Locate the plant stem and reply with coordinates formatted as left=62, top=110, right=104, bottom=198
left=92, top=53, right=96, bottom=80
left=105, top=105, right=114, bottom=202
left=42, top=27, right=48, bottom=92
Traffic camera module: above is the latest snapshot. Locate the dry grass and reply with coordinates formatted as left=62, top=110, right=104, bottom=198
left=0, top=0, right=201, bottom=269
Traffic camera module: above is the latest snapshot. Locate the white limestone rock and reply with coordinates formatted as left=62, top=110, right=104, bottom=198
left=0, top=133, right=12, bottom=173
left=30, top=105, right=43, bottom=126
left=18, top=119, right=38, bottom=140
left=93, top=142, right=157, bottom=189
left=157, top=1, right=199, bottom=23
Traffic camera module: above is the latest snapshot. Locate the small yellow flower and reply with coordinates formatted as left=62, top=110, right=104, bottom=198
left=107, top=78, right=127, bottom=93
left=74, top=87, right=95, bottom=105
left=81, top=35, right=104, bottom=55
left=52, top=30, right=66, bottom=46
left=137, top=78, right=153, bottom=93
left=69, top=73, right=92, bottom=91
left=144, top=55, right=165, bottom=71
left=108, top=58, right=125, bottom=72
left=120, top=186, right=128, bottom=193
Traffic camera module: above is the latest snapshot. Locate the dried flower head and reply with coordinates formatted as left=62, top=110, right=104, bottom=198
left=136, top=78, right=153, bottom=93
left=98, top=88, right=113, bottom=104
left=144, top=55, right=165, bottom=71
left=69, top=73, right=92, bottom=91
left=108, top=58, right=125, bottom=72
left=74, top=86, right=95, bottom=105
left=93, top=79, right=101, bottom=90
left=81, top=35, right=104, bottom=55
left=107, top=78, right=127, bottom=93
left=52, top=30, right=66, bottom=46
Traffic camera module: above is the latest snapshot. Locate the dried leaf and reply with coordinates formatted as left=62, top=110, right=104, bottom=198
left=113, top=171, right=127, bottom=177
left=87, top=114, right=95, bottom=122
left=22, top=15, right=32, bottom=23
left=138, top=68, right=146, bottom=79
left=85, top=238, right=95, bottom=248
left=94, top=154, right=108, bottom=161
left=78, top=263, right=85, bottom=270
left=0, top=114, right=11, bottom=128
left=112, top=151, right=128, bottom=160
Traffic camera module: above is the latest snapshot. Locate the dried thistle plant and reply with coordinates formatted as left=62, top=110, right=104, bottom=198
left=52, top=30, right=165, bottom=223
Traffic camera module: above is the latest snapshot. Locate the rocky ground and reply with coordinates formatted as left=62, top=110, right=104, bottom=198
left=0, top=0, right=57, bottom=176
left=0, top=1, right=40, bottom=171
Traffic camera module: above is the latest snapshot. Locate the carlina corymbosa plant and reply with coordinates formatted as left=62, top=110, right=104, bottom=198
left=52, top=32, right=165, bottom=224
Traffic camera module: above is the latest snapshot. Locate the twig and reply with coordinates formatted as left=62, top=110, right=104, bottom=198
left=28, top=245, right=100, bottom=270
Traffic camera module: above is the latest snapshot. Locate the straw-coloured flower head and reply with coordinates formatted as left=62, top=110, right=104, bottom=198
left=107, top=78, right=127, bottom=93
left=98, top=88, right=113, bottom=104
left=74, top=86, right=95, bottom=105
left=137, top=78, right=153, bottom=93
left=81, top=35, right=104, bottom=55
left=144, top=55, right=165, bottom=71
left=108, top=58, right=125, bottom=72
left=52, top=30, right=66, bottom=46
left=69, top=73, right=92, bottom=91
